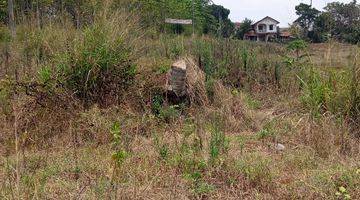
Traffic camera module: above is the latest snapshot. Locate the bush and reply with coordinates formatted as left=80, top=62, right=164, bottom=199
left=57, top=23, right=136, bottom=107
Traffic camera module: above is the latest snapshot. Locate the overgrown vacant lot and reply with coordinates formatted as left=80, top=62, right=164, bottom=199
left=1, top=8, right=360, bottom=200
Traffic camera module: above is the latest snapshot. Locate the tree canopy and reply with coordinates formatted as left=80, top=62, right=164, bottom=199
left=295, top=1, right=360, bottom=44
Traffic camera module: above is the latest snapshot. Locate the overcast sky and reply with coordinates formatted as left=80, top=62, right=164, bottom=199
left=212, top=0, right=353, bottom=27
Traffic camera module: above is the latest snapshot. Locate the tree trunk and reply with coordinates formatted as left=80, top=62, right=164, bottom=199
left=8, top=0, right=15, bottom=37
left=8, top=0, right=18, bottom=81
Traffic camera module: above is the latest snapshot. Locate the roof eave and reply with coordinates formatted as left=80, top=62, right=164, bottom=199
left=252, top=16, right=280, bottom=25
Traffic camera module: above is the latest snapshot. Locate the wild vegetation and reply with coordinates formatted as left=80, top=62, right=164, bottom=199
left=0, top=0, right=359, bottom=199
left=294, top=0, right=360, bottom=44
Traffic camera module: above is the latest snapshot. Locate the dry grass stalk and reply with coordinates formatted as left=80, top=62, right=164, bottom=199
left=185, top=57, right=209, bottom=107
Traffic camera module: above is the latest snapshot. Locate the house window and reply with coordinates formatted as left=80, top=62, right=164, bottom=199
left=269, top=25, right=274, bottom=31
left=258, top=25, right=263, bottom=31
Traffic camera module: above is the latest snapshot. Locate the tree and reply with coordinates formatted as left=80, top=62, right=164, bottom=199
left=324, top=0, right=360, bottom=44
left=207, top=4, right=234, bottom=38
left=235, top=18, right=252, bottom=40
left=7, top=0, right=15, bottom=36
left=136, top=0, right=212, bottom=34
left=311, top=12, right=334, bottom=42
left=295, top=3, right=320, bottom=37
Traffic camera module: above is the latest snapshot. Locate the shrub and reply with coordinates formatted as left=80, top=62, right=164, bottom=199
left=57, top=23, right=136, bottom=107
left=287, top=39, right=308, bottom=59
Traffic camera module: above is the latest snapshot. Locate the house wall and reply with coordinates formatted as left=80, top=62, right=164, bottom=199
left=255, top=18, right=278, bottom=33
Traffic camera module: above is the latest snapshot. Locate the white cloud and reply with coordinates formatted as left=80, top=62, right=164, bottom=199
left=212, top=0, right=353, bottom=27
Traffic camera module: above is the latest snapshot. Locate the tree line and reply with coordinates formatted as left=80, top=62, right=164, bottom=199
left=293, top=0, right=360, bottom=44
left=0, top=0, right=235, bottom=37
left=0, top=0, right=359, bottom=44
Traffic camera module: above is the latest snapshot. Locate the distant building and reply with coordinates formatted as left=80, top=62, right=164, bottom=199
left=278, top=27, right=293, bottom=41
left=241, top=16, right=293, bottom=42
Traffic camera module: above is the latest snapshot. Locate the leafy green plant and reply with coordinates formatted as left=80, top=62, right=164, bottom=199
left=159, top=144, right=169, bottom=160
left=151, top=95, right=164, bottom=115
left=335, top=186, right=351, bottom=200
left=287, top=39, right=308, bottom=59
left=110, top=122, right=128, bottom=166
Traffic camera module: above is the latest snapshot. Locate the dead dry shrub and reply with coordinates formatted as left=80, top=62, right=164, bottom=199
left=0, top=84, right=82, bottom=153
left=185, top=57, right=209, bottom=107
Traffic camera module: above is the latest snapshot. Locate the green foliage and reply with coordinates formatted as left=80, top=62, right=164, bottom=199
left=137, top=0, right=233, bottom=37
left=193, top=182, right=215, bottom=196
left=297, top=1, right=360, bottom=44
left=194, top=39, right=215, bottom=78
left=207, top=4, right=234, bottom=38
left=205, top=77, right=215, bottom=101
left=287, top=39, right=308, bottom=59
left=208, top=113, right=229, bottom=164
left=0, top=78, right=13, bottom=115
left=298, top=58, right=360, bottom=123
left=169, top=38, right=184, bottom=59
left=110, top=121, right=121, bottom=146
left=241, top=48, right=249, bottom=71
left=311, top=165, right=359, bottom=199
left=151, top=95, right=164, bottom=115
left=151, top=94, right=183, bottom=122
left=256, top=121, right=277, bottom=140
left=295, top=3, right=321, bottom=35
left=156, top=64, right=171, bottom=75
left=299, top=69, right=329, bottom=117
left=324, top=1, right=360, bottom=44
left=56, top=23, right=136, bottom=106
left=243, top=93, right=261, bottom=110
left=287, top=39, right=308, bottom=52
left=112, top=150, right=129, bottom=166
left=0, top=26, right=11, bottom=43
left=37, top=66, right=52, bottom=85
left=159, top=144, right=169, bottom=160
left=311, top=12, right=334, bottom=43
left=237, top=153, right=274, bottom=188
left=235, top=18, right=252, bottom=40
left=158, top=105, right=181, bottom=123
left=110, top=121, right=129, bottom=166
left=236, top=135, right=246, bottom=154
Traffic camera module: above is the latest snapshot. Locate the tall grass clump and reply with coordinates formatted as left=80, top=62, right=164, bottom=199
left=55, top=12, right=140, bottom=107
left=299, top=47, right=360, bottom=137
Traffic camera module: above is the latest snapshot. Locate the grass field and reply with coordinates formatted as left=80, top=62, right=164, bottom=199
left=0, top=11, right=359, bottom=199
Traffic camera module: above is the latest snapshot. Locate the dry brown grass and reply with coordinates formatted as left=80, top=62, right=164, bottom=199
left=1, top=6, right=360, bottom=199
left=309, top=42, right=358, bottom=69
